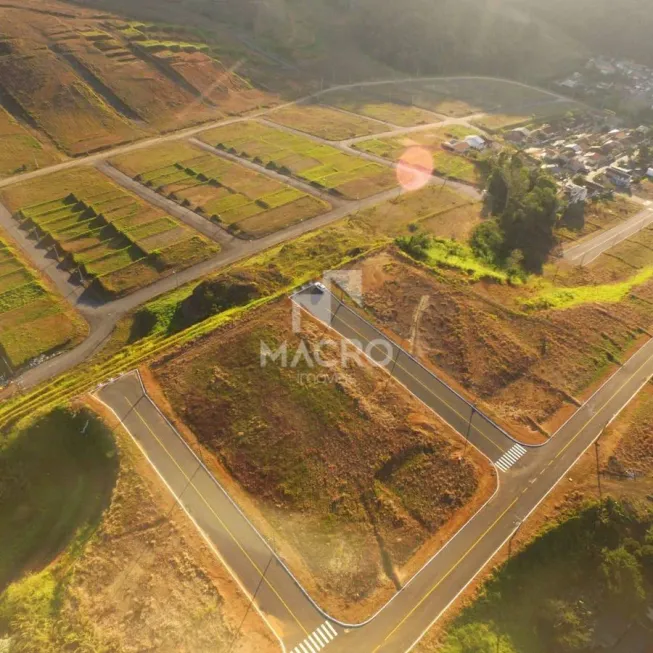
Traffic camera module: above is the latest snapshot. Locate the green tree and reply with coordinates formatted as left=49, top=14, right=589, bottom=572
left=538, top=599, right=593, bottom=652
left=487, top=168, right=509, bottom=215
left=443, top=622, right=514, bottom=653
left=599, top=546, right=646, bottom=614
left=470, top=218, right=504, bottom=263
left=395, top=232, right=433, bottom=261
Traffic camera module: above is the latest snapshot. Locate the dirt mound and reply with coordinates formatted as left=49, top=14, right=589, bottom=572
left=181, top=265, right=289, bottom=323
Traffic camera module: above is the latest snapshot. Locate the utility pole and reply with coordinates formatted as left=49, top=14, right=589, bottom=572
left=463, top=407, right=475, bottom=456
left=595, top=437, right=603, bottom=508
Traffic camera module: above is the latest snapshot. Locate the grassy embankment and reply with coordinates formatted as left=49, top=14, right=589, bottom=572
left=431, top=500, right=653, bottom=653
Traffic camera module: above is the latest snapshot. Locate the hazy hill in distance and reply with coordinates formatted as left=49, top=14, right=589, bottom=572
left=69, top=0, right=652, bottom=83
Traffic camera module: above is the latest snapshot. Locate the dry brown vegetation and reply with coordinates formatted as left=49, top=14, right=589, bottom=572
left=352, top=251, right=653, bottom=443
left=148, top=300, right=494, bottom=620
left=0, top=0, right=277, bottom=161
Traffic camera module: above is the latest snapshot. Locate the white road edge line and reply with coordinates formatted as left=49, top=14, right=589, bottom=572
left=90, top=386, right=288, bottom=653
left=405, top=368, right=653, bottom=653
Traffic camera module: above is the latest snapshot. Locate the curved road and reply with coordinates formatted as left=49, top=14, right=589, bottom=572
left=96, top=286, right=653, bottom=653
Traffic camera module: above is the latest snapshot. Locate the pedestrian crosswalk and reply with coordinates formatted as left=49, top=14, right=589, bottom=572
left=292, top=621, right=338, bottom=653
left=495, top=443, right=527, bottom=473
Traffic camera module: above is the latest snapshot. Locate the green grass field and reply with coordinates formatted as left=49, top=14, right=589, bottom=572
left=199, top=121, right=397, bottom=199
left=1, top=168, right=218, bottom=297
left=0, top=236, right=87, bottom=372
left=266, top=104, right=386, bottom=140
left=322, top=88, right=444, bottom=127
left=112, top=141, right=331, bottom=238
left=354, top=124, right=483, bottom=185
left=0, top=406, right=117, bottom=591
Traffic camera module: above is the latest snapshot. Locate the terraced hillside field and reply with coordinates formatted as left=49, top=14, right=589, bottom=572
left=113, top=20, right=276, bottom=115
left=355, top=124, right=484, bottom=185
left=0, top=236, right=86, bottom=375
left=199, top=121, right=397, bottom=199
left=1, top=169, right=218, bottom=297
left=57, top=36, right=219, bottom=130
left=266, top=104, right=387, bottom=140
left=150, top=300, right=494, bottom=620
left=112, top=141, right=330, bottom=238
left=0, top=45, right=140, bottom=155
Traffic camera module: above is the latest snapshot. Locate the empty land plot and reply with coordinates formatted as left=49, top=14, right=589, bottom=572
left=150, top=300, right=493, bottom=620
left=0, top=236, right=86, bottom=373
left=0, top=47, right=140, bottom=155
left=388, top=83, right=483, bottom=118
left=415, top=78, right=559, bottom=114
left=322, top=88, right=444, bottom=127
left=350, top=183, right=479, bottom=237
left=1, top=168, right=218, bottom=298
left=266, top=104, right=387, bottom=140
left=59, top=39, right=219, bottom=129
left=0, top=106, right=60, bottom=178
left=112, top=141, right=331, bottom=238
left=355, top=125, right=483, bottom=185
left=199, top=121, right=397, bottom=199
left=473, top=101, right=580, bottom=133
left=353, top=251, right=653, bottom=442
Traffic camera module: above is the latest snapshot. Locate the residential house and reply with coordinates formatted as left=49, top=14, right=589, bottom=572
left=505, top=127, right=531, bottom=144
left=464, top=134, right=487, bottom=150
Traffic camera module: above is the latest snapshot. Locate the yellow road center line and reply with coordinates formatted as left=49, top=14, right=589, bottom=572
left=126, top=396, right=310, bottom=637
left=374, top=497, right=520, bottom=651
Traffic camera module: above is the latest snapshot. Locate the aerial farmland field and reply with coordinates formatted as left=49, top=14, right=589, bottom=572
left=321, top=87, right=444, bottom=127
left=59, top=36, right=219, bottom=130
left=0, top=45, right=141, bottom=155
left=199, top=121, right=397, bottom=199
left=355, top=124, right=483, bottom=185
left=0, top=168, right=219, bottom=298
left=266, top=103, right=387, bottom=140
left=112, top=141, right=331, bottom=238
left=0, top=235, right=86, bottom=375
left=0, top=106, right=60, bottom=179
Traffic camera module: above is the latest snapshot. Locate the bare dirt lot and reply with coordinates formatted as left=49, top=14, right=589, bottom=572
left=147, top=299, right=495, bottom=621
left=351, top=250, right=653, bottom=443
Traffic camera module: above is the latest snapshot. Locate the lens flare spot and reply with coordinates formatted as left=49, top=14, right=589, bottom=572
left=396, top=146, right=433, bottom=192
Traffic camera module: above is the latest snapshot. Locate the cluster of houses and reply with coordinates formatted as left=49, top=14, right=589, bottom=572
left=504, top=116, right=652, bottom=190
left=557, top=56, right=653, bottom=107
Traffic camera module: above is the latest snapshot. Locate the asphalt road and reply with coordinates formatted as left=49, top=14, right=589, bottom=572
left=563, top=205, right=653, bottom=266
left=95, top=285, right=653, bottom=653
left=291, top=288, right=518, bottom=466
